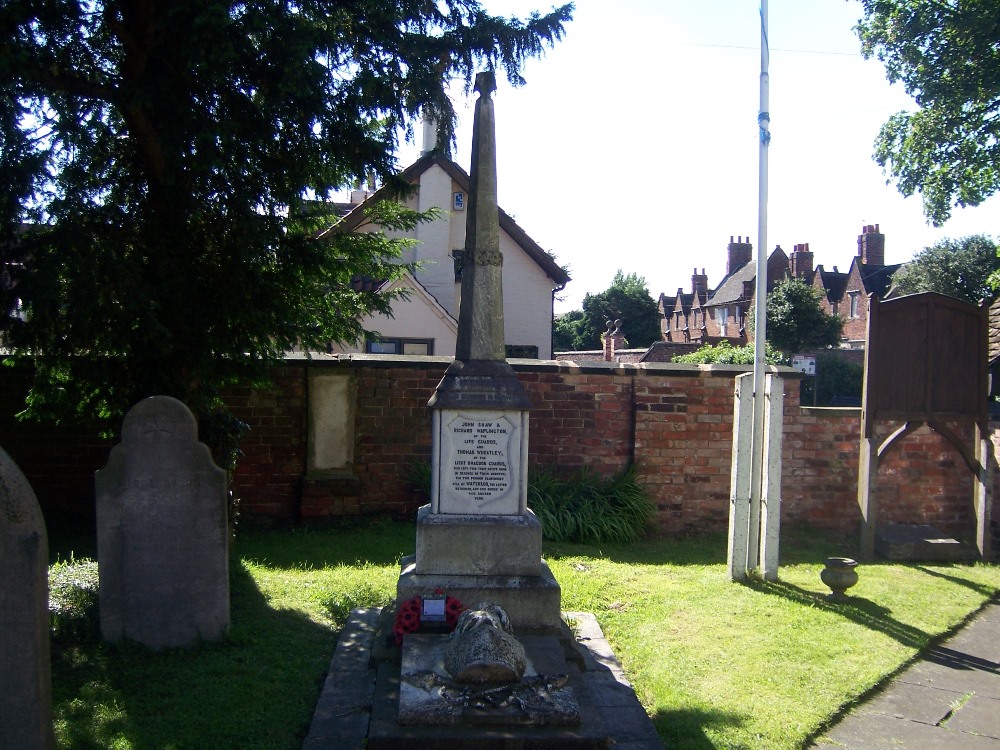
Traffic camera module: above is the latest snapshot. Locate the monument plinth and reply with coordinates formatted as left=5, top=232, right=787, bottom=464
left=396, top=72, right=560, bottom=633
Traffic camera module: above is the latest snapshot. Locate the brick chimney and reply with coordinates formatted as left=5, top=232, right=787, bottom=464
left=858, top=224, right=885, bottom=266
left=790, top=243, right=814, bottom=279
left=692, top=268, right=708, bottom=295
left=727, top=236, right=753, bottom=274
left=603, top=319, right=625, bottom=362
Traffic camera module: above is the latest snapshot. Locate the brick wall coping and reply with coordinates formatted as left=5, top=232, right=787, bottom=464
left=286, top=351, right=805, bottom=380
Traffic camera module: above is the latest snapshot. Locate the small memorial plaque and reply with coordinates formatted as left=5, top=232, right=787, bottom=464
left=421, top=595, right=447, bottom=624
left=436, top=410, right=524, bottom=514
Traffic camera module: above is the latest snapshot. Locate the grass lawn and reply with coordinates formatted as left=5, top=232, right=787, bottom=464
left=49, top=522, right=1000, bottom=750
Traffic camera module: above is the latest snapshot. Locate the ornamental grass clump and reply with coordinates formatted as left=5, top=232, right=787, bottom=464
left=528, top=466, right=652, bottom=544
left=406, top=461, right=653, bottom=543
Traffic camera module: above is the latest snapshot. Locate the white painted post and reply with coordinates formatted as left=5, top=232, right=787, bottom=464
left=759, top=373, right=784, bottom=580
left=728, top=373, right=754, bottom=580
left=974, top=426, right=992, bottom=561
left=749, top=0, right=771, bottom=576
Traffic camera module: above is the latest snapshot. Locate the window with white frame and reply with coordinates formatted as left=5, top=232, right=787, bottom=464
left=715, top=306, right=728, bottom=335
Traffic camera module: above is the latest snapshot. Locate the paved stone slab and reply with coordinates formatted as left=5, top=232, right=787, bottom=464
left=947, top=612, right=1000, bottom=663
left=302, top=608, right=379, bottom=747
left=304, top=609, right=664, bottom=750
left=824, top=710, right=1000, bottom=750
left=899, top=660, right=1000, bottom=700
left=811, top=598, right=1000, bottom=749
left=942, top=694, right=1000, bottom=739
left=862, top=681, right=959, bottom=725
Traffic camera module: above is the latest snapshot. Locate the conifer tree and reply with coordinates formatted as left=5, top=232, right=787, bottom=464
left=0, top=1, right=572, bottom=429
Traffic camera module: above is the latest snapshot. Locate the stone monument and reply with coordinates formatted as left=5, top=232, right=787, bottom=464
left=0, top=446, right=56, bottom=750
left=96, top=396, right=229, bottom=649
left=396, top=71, right=560, bottom=632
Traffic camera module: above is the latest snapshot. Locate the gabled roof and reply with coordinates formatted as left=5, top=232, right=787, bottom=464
left=813, top=264, right=849, bottom=303
left=331, top=152, right=570, bottom=286
left=672, top=291, right=695, bottom=314
left=377, top=271, right=458, bottom=332
left=707, top=259, right=756, bottom=306
left=858, top=260, right=902, bottom=298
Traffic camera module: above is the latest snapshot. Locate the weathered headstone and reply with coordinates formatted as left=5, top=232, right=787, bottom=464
left=0, top=446, right=56, bottom=750
left=96, top=396, right=229, bottom=649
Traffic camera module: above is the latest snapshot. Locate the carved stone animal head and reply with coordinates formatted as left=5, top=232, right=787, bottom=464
left=452, top=602, right=512, bottom=636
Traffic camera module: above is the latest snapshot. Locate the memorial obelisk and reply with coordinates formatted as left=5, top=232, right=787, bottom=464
left=396, top=72, right=561, bottom=632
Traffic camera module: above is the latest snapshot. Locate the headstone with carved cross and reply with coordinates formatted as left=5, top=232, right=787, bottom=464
left=96, top=396, right=229, bottom=648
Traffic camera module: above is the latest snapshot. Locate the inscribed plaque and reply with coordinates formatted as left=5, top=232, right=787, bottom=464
left=437, top=410, right=524, bottom=514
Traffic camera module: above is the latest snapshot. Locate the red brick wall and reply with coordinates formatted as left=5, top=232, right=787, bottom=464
left=0, top=365, right=113, bottom=524
left=226, top=366, right=308, bottom=520
left=1, top=358, right=996, bottom=548
left=783, top=410, right=978, bottom=540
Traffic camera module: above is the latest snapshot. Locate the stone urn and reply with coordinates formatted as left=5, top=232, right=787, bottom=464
left=821, top=557, right=859, bottom=600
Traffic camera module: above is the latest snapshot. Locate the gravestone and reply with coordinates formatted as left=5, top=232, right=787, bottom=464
left=0, top=446, right=56, bottom=750
left=96, top=396, right=229, bottom=649
left=396, top=72, right=560, bottom=632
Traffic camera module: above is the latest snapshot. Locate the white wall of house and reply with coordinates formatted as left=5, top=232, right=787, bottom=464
left=333, top=275, right=459, bottom=356
left=337, top=159, right=560, bottom=359
left=414, top=166, right=461, bottom=319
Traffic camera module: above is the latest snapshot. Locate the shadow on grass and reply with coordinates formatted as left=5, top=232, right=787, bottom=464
left=53, top=561, right=335, bottom=750
left=744, top=577, right=931, bottom=649
left=545, top=527, right=860, bottom=568
left=913, top=564, right=999, bottom=597
left=544, top=532, right=730, bottom=566
left=235, top=519, right=416, bottom=569
left=652, top=706, right=744, bottom=750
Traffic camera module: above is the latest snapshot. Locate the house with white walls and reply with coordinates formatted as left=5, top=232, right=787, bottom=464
left=328, top=147, right=569, bottom=359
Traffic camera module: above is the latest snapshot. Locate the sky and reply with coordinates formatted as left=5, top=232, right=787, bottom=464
left=390, top=0, right=1000, bottom=314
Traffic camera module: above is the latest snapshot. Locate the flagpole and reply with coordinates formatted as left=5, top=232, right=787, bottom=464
left=748, top=0, right=770, bottom=571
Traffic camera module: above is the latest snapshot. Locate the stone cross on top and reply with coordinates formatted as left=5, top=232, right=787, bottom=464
left=455, top=71, right=504, bottom=363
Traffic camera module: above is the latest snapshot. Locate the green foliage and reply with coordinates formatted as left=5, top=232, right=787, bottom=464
left=857, top=1, right=1000, bottom=225
left=528, top=466, right=653, bottom=543
left=553, top=309, right=586, bottom=351
left=750, top=278, right=843, bottom=356
left=892, top=234, right=1000, bottom=303
left=405, top=460, right=434, bottom=498
left=563, top=271, right=662, bottom=351
left=671, top=341, right=784, bottom=365
left=800, top=354, right=864, bottom=406
left=321, top=566, right=393, bottom=626
left=48, top=558, right=100, bottom=643
left=0, top=1, right=572, bottom=429
left=406, top=462, right=653, bottom=543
